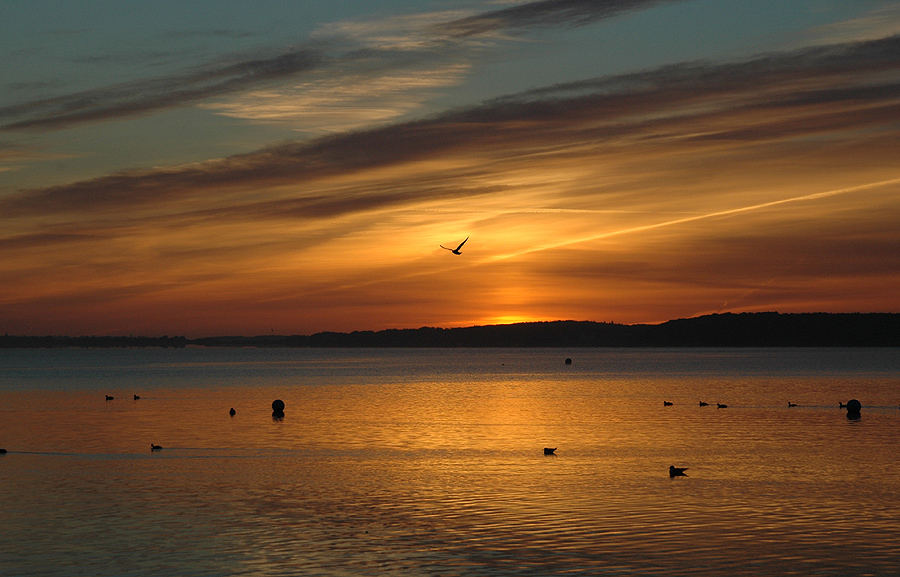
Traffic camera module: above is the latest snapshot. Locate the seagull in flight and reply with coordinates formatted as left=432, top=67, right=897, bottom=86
left=440, top=236, right=469, bottom=255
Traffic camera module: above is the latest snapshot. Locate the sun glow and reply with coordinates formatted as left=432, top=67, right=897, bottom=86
left=482, top=315, right=551, bottom=326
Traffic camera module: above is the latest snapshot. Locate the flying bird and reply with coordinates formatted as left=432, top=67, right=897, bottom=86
left=440, top=236, right=468, bottom=255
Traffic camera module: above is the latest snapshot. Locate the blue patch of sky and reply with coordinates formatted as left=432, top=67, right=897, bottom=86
left=1, top=0, right=890, bottom=191
left=432, top=0, right=885, bottom=110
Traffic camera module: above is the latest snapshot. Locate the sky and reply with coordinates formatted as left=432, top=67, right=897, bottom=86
left=1, top=0, right=899, bottom=337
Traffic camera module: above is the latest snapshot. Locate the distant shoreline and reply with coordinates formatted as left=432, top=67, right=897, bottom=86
left=2, top=312, right=898, bottom=348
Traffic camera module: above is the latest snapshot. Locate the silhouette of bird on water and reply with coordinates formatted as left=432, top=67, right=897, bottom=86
left=669, top=465, right=688, bottom=477
left=663, top=401, right=673, bottom=406
left=699, top=401, right=709, bottom=407
left=440, top=236, right=468, bottom=255
left=717, top=403, right=728, bottom=409
left=544, top=447, right=557, bottom=455
left=788, top=402, right=798, bottom=407
left=150, top=443, right=162, bottom=451
left=229, top=407, right=236, bottom=416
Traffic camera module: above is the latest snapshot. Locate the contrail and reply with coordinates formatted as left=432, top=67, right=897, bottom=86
left=486, top=177, right=900, bottom=262
left=279, top=176, right=899, bottom=299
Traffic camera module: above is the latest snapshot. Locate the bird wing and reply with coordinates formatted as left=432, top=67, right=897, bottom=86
left=440, top=245, right=453, bottom=251
left=455, top=236, right=469, bottom=251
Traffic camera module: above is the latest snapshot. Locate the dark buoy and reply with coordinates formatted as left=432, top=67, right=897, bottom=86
left=564, top=358, right=572, bottom=365
left=272, top=399, right=285, bottom=419
left=229, top=407, right=236, bottom=417
left=846, top=399, right=861, bottom=420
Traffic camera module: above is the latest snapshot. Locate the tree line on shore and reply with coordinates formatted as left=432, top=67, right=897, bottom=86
left=2, top=312, right=897, bottom=348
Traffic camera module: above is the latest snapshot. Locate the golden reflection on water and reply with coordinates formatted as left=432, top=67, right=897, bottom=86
left=1, top=349, right=898, bottom=576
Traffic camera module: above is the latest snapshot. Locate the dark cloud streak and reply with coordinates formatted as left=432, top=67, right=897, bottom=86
left=1, top=0, right=678, bottom=133
left=2, top=35, right=897, bottom=220
left=441, top=0, right=670, bottom=37
left=0, top=49, right=324, bottom=131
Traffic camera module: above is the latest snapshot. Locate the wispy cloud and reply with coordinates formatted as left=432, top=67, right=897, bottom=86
left=809, top=4, right=900, bottom=44
left=3, top=34, right=896, bottom=217
left=0, top=0, right=679, bottom=133
left=0, top=142, right=75, bottom=176
left=203, top=63, right=471, bottom=133
left=2, top=32, right=898, bottom=333
left=0, top=48, right=324, bottom=131
left=441, top=0, right=668, bottom=37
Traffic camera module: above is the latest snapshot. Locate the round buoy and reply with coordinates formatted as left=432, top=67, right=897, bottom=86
left=272, top=399, right=285, bottom=419
left=846, top=398, right=861, bottom=420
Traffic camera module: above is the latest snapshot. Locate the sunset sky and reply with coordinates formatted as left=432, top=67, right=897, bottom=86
left=2, top=0, right=899, bottom=336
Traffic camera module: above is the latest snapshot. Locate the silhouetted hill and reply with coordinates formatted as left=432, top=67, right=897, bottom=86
left=2, top=313, right=897, bottom=348
left=190, top=313, right=899, bottom=348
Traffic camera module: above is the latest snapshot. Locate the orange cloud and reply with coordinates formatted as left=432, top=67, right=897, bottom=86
left=1, top=35, right=898, bottom=335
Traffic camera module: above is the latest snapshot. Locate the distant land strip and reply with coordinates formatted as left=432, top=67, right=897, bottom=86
left=2, top=313, right=898, bottom=348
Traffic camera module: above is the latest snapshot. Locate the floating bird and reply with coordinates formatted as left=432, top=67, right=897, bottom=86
left=105, top=394, right=114, bottom=401
left=669, top=465, right=688, bottom=477
left=0, top=448, right=7, bottom=454
left=663, top=401, right=673, bottom=406
left=229, top=407, right=236, bottom=416
left=787, top=401, right=798, bottom=407
left=440, top=236, right=468, bottom=255
left=544, top=447, right=557, bottom=455
left=717, top=403, right=728, bottom=409
left=150, top=443, right=163, bottom=451
left=839, top=402, right=848, bottom=408
left=699, top=401, right=709, bottom=407
left=133, top=394, right=140, bottom=400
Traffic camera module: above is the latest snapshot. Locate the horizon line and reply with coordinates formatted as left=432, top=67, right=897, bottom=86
left=3, top=311, right=896, bottom=340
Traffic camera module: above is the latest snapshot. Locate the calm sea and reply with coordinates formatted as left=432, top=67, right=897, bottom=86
left=1, top=347, right=898, bottom=576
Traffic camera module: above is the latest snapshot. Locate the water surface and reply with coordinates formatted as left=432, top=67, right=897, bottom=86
left=1, top=348, right=897, bottom=576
